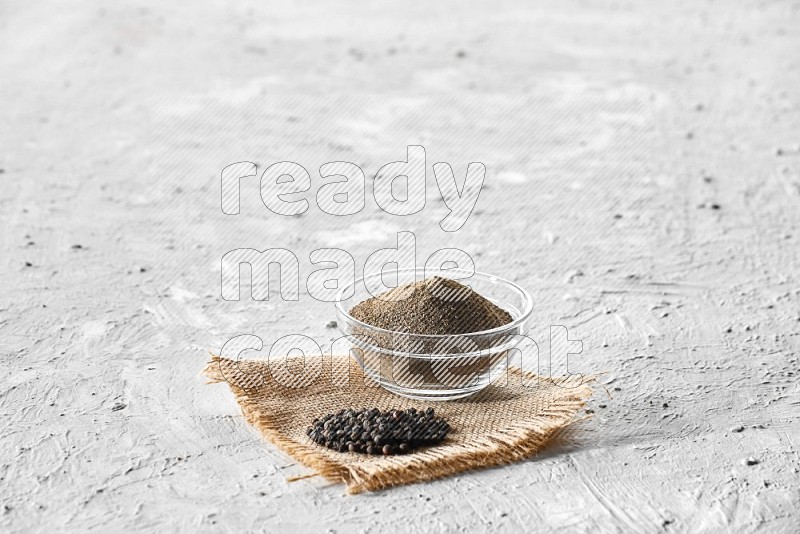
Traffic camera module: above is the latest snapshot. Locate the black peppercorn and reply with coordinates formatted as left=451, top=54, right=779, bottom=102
left=306, top=407, right=451, bottom=456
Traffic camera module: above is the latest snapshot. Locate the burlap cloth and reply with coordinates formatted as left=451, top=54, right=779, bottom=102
left=203, top=354, right=593, bottom=494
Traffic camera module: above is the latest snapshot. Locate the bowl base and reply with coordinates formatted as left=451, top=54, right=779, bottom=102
left=375, top=379, right=491, bottom=401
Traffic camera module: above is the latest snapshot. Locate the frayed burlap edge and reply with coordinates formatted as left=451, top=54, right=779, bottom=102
left=203, top=355, right=593, bottom=494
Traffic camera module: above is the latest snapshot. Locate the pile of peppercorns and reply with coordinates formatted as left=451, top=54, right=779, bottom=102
left=306, top=407, right=451, bottom=455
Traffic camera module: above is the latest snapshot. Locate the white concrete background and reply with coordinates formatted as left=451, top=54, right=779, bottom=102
left=2, top=0, right=799, bottom=532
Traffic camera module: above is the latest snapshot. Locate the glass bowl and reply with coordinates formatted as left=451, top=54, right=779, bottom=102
left=334, top=268, right=533, bottom=401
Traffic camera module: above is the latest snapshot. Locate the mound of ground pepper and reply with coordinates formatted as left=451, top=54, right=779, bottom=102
left=349, top=276, right=512, bottom=335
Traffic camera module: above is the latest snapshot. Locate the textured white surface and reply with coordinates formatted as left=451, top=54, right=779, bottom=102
left=2, top=0, right=800, bottom=532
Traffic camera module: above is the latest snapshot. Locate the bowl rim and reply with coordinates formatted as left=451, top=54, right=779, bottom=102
left=333, top=268, right=533, bottom=339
